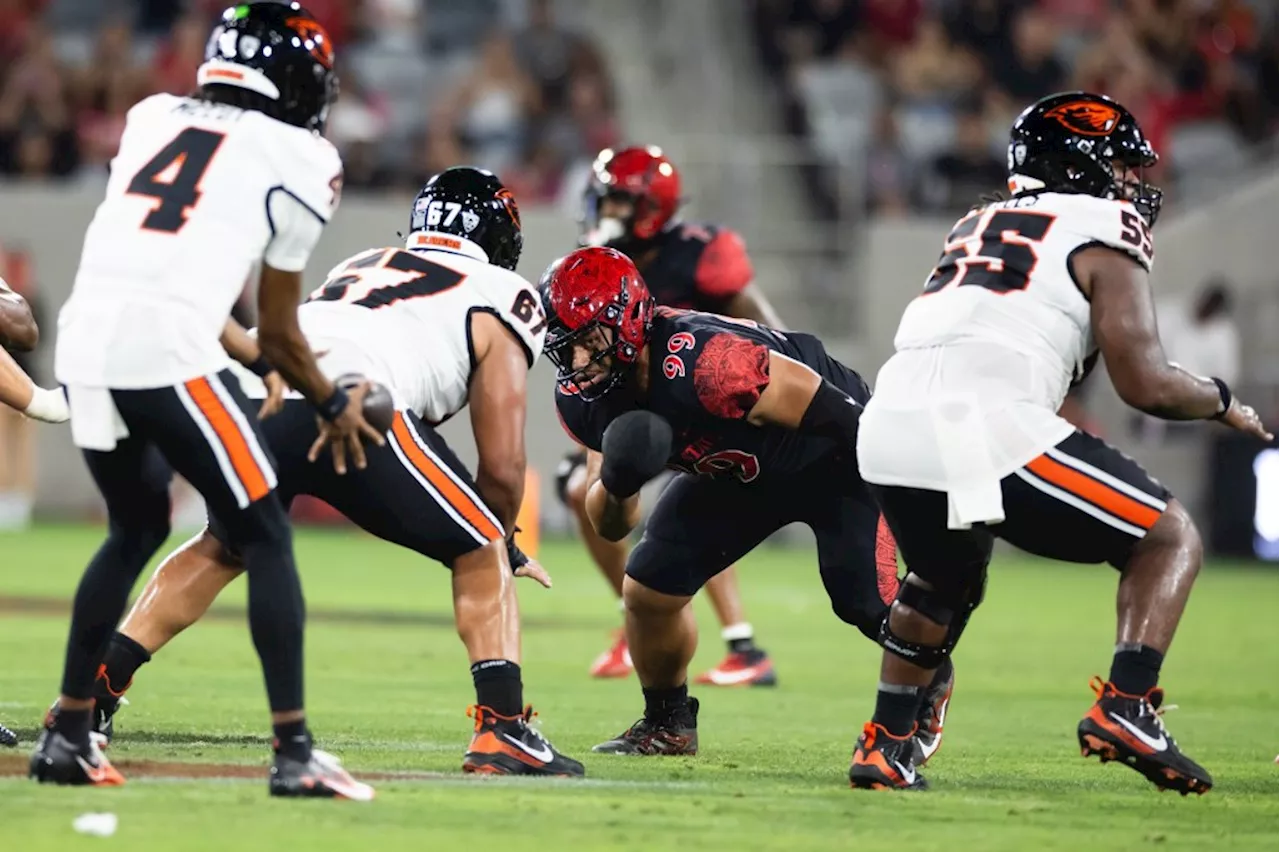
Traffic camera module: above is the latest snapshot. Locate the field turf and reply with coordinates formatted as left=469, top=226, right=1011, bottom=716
left=0, top=524, right=1275, bottom=851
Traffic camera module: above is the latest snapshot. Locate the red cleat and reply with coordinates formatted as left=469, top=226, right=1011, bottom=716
left=589, top=631, right=633, bottom=679
left=695, top=651, right=777, bottom=686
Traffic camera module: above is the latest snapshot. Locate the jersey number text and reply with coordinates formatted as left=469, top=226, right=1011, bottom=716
left=923, top=210, right=1055, bottom=295
left=311, top=250, right=464, bottom=308
left=127, top=127, right=226, bottom=233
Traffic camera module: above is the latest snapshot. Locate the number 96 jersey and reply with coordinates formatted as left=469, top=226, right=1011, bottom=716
left=297, top=238, right=547, bottom=424
left=56, top=94, right=342, bottom=390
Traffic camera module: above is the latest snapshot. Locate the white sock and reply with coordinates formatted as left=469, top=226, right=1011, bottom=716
left=720, top=622, right=754, bottom=643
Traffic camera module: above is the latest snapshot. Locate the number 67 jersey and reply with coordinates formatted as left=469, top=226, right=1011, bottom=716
left=293, top=235, right=547, bottom=425
left=56, top=93, right=342, bottom=390
left=858, top=191, right=1155, bottom=495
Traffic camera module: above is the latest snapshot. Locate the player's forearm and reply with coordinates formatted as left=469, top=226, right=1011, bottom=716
left=257, top=325, right=334, bottom=407
left=0, top=346, right=35, bottom=411
left=219, top=319, right=263, bottom=368
left=586, top=480, right=640, bottom=542
left=1120, top=364, right=1224, bottom=421
left=475, top=465, right=523, bottom=535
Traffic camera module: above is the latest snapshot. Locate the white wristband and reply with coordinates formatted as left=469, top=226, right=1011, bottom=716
left=25, top=385, right=69, bottom=423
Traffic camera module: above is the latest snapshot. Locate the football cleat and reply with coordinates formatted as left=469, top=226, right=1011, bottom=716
left=849, top=721, right=927, bottom=790
left=29, top=730, right=124, bottom=787
left=695, top=651, right=777, bottom=687
left=1078, top=676, right=1212, bottom=795
left=43, top=695, right=123, bottom=747
left=270, top=748, right=375, bottom=800
left=913, top=657, right=954, bottom=765
left=0, top=722, right=17, bottom=747
left=589, top=631, right=634, bottom=679
left=463, top=705, right=585, bottom=776
left=592, top=697, right=699, bottom=755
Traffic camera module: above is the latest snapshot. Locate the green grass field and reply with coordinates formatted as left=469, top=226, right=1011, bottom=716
left=0, top=524, right=1275, bottom=851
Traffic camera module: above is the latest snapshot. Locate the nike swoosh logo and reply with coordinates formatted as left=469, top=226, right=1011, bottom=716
left=502, top=733, right=553, bottom=763
left=75, top=755, right=108, bottom=784
left=703, top=665, right=769, bottom=685
left=894, top=760, right=916, bottom=785
left=1107, top=712, right=1167, bottom=751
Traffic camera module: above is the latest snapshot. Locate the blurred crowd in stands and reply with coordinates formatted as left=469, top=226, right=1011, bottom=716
left=0, top=0, right=618, bottom=203
left=752, top=0, right=1279, bottom=216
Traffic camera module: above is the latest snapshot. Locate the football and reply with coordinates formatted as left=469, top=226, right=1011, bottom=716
left=336, top=373, right=395, bottom=433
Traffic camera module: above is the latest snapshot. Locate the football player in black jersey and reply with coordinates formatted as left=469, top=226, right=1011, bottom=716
left=559, top=145, right=788, bottom=686
left=542, top=246, right=955, bottom=767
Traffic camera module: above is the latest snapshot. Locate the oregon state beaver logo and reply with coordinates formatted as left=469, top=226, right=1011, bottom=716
left=286, top=17, right=334, bottom=69
left=496, top=187, right=521, bottom=228
left=1043, top=101, right=1121, bottom=136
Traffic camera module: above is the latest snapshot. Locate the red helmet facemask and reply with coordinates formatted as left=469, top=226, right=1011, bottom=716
left=580, top=146, right=681, bottom=251
left=540, top=247, right=655, bottom=401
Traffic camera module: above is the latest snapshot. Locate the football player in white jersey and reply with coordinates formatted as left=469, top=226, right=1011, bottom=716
left=34, top=4, right=381, bottom=799
left=83, top=167, right=585, bottom=777
left=848, top=92, right=1272, bottom=793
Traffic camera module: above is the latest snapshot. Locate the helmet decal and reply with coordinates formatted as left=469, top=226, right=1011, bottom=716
left=1042, top=100, right=1122, bottom=137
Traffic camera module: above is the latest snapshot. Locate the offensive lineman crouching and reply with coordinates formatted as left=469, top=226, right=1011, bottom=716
left=85, top=168, right=583, bottom=777
left=543, top=246, right=952, bottom=767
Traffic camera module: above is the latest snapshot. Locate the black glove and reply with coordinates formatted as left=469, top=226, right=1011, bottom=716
left=600, top=410, right=673, bottom=498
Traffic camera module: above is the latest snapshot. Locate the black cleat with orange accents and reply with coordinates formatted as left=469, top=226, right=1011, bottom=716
left=1077, top=676, right=1212, bottom=795
left=913, top=658, right=954, bottom=766
left=849, top=721, right=928, bottom=790
left=593, top=697, right=699, bottom=756
left=29, top=730, right=124, bottom=786
left=463, top=705, right=585, bottom=776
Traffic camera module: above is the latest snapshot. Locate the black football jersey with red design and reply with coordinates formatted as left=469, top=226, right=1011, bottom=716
left=639, top=222, right=755, bottom=310
left=555, top=308, right=870, bottom=484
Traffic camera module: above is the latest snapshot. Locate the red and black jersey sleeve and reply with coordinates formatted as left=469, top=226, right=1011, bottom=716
left=649, top=310, right=774, bottom=423
left=693, top=227, right=754, bottom=301
left=554, top=386, right=604, bottom=451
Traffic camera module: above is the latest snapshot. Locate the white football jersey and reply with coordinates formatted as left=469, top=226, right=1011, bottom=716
left=56, top=93, right=342, bottom=389
left=858, top=192, right=1156, bottom=519
left=268, top=237, right=546, bottom=424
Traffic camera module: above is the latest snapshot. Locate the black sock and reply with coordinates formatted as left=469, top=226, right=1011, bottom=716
left=240, top=534, right=306, bottom=714
left=52, top=707, right=91, bottom=743
left=1109, top=643, right=1164, bottom=696
left=642, top=683, right=689, bottom=722
left=99, top=632, right=151, bottom=701
left=872, top=682, right=923, bottom=737
left=272, top=719, right=311, bottom=761
left=471, top=659, right=523, bottom=717
left=728, top=637, right=759, bottom=655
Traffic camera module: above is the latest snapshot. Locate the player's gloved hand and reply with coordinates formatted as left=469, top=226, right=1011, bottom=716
left=258, top=371, right=288, bottom=420
left=306, top=380, right=387, bottom=475
left=600, top=410, right=673, bottom=499
left=506, top=533, right=552, bottom=588
left=24, top=386, right=68, bottom=424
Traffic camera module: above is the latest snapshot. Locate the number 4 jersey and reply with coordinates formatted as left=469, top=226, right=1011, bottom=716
left=56, top=93, right=342, bottom=389
left=857, top=191, right=1156, bottom=517
left=281, top=237, right=547, bottom=425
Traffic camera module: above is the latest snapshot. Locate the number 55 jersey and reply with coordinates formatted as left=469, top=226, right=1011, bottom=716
left=56, top=93, right=342, bottom=390
left=857, top=192, right=1155, bottom=512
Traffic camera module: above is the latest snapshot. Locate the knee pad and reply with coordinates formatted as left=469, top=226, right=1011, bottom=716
left=878, top=571, right=987, bottom=668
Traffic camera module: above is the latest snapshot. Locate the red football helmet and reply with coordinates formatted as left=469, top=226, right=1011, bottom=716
left=580, top=146, right=681, bottom=250
left=540, top=247, right=655, bottom=400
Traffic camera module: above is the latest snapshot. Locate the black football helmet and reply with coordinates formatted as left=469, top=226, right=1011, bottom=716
left=407, top=167, right=523, bottom=271
left=1008, top=91, right=1162, bottom=224
left=196, top=3, right=338, bottom=134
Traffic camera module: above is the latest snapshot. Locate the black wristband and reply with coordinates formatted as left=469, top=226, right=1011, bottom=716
left=799, top=379, right=864, bottom=446
left=506, top=535, right=529, bottom=571
left=1209, top=377, right=1232, bottom=421
left=247, top=356, right=273, bottom=378
left=316, top=386, right=350, bottom=422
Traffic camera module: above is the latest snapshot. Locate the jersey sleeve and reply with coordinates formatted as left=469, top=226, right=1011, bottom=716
left=1069, top=196, right=1155, bottom=272
left=261, top=122, right=344, bottom=272
left=657, top=320, right=772, bottom=421
left=482, top=270, right=548, bottom=368
left=694, top=227, right=755, bottom=299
